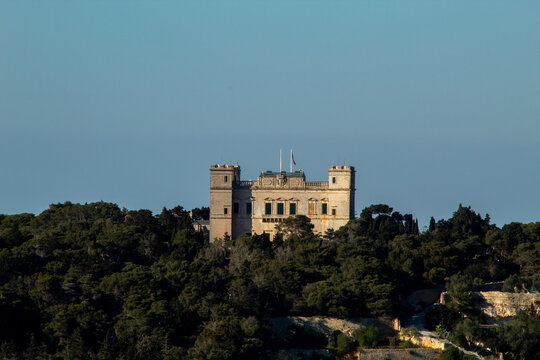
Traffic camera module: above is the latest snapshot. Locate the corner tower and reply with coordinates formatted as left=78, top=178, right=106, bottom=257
left=209, top=164, right=240, bottom=241
left=328, top=165, right=356, bottom=219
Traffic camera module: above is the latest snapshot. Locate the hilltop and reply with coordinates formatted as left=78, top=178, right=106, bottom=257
left=0, top=202, right=538, bottom=359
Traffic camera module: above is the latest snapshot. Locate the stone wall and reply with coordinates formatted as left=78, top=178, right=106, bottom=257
left=356, top=348, right=441, bottom=360
left=400, top=330, right=449, bottom=350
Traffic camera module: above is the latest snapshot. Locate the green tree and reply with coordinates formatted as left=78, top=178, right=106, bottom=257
left=190, top=207, right=210, bottom=221
left=429, top=217, right=436, bottom=232
left=274, top=215, right=314, bottom=239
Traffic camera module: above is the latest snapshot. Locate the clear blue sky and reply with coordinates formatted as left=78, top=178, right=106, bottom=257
left=1, top=1, right=539, bottom=228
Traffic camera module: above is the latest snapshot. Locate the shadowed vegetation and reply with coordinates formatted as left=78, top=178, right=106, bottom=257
left=0, top=202, right=538, bottom=359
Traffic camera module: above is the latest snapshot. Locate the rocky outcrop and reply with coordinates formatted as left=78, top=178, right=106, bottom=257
left=270, top=316, right=395, bottom=339
left=439, top=290, right=540, bottom=323
left=474, top=291, right=540, bottom=321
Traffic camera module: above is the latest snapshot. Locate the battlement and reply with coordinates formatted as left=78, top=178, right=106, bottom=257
left=329, top=165, right=355, bottom=171
left=210, top=164, right=239, bottom=170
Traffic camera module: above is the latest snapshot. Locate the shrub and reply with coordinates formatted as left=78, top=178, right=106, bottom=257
left=327, top=330, right=357, bottom=356
left=353, top=324, right=382, bottom=347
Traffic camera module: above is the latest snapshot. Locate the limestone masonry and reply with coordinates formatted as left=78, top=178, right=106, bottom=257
left=210, top=164, right=355, bottom=241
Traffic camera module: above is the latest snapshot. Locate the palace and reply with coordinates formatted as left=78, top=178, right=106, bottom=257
left=209, top=164, right=355, bottom=241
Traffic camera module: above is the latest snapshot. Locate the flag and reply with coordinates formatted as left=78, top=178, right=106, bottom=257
left=292, top=152, right=296, bottom=165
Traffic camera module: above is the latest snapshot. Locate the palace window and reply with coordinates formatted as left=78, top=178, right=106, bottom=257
left=277, top=203, right=284, bottom=215
left=322, top=203, right=328, bottom=215
left=246, top=203, right=252, bottom=214
left=265, top=203, right=272, bottom=215
left=224, top=175, right=228, bottom=182
left=263, top=218, right=283, bottom=223
left=332, top=209, right=336, bottom=215
left=289, top=203, right=296, bottom=215
left=332, top=177, right=336, bottom=183
left=308, top=203, right=315, bottom=215
left=224, top=207, right=228, bottom=215
left=233, top=202, right=239, bottom=214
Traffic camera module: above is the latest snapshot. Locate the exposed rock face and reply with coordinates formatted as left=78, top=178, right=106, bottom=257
left=439, top=291, right=540, bottom=323
left=474, top=291, right=540, bottom=321
left=270, top=316, right=394, bottom=339
left=400, top=331, right=449, bottom=350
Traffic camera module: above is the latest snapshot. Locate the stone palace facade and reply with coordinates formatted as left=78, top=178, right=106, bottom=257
left=210, top=164, right=355, bottom=241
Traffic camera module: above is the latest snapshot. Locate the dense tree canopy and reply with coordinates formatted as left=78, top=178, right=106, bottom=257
left=0, top=201, right=538, bottom=359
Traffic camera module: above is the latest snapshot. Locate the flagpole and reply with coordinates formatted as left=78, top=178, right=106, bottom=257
left=290, top=149, right=292, bottom=172
left=280, top=149, right=282, bottom=172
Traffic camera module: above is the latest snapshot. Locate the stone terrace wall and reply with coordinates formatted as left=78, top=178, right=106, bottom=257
left=356, top=348, right=441, bottom=360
